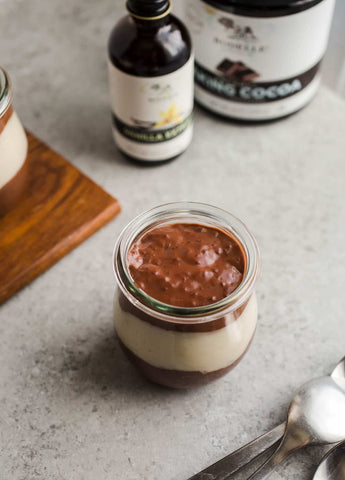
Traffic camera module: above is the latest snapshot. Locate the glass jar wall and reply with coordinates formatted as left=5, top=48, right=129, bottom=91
left=113, top=202, right=260, bottom=388
left=0, top=67, right=28, bottom=215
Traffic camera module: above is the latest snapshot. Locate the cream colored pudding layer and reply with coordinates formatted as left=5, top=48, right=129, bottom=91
left=114, top=293, right=257, bottom=372
left=0, top=111, right=28, bottom=189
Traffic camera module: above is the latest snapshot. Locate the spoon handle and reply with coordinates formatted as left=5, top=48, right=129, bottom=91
left=247, top=432, right=301, bottom=480
left=246, top=449, right=284, bottom=480
left=187, top=423, right=285, bottom=479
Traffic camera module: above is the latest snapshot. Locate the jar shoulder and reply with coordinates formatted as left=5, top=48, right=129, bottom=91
left=108, top=15, right=192, bottom=77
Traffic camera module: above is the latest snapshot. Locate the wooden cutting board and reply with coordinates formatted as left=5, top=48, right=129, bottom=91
left=0, top=132, right=121, bottom=305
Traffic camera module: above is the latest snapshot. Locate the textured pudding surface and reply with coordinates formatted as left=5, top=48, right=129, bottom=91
left=127, top=223, right=245, bottom=307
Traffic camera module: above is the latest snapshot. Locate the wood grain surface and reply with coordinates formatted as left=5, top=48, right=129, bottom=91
left=0, top=132, right=121, bottom=304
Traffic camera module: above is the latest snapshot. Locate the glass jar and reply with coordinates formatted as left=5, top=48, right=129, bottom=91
left=184, top=0, right=336, bottom=121
left=113, top=202, right=260, bottom=388
left=0, top=67, right=28, bottom=215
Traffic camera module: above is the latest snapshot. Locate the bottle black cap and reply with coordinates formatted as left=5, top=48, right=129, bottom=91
left=126, top=0, right=170, bottom=18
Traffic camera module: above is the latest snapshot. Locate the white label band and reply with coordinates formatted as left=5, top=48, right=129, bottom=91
left=184, top=0, right=335, bottom=119
left=195, top=75, right=321, bottom=120
left=108, top=56, right=194, bottom=160
left=112, top=112, right=193, bottom=143
left=195, top=60, right=321, bottom=104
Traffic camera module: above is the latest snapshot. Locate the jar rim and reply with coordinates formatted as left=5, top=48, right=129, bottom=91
left=203, top=0, right=323, bottom=9
left=0, top=67, right=12, bottom=117
left=201, top=0, right=324, bottom=17
left=113, top=202, right=260, bottom=324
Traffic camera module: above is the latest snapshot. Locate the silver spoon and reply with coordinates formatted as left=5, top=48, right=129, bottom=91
left=313, top=441, right=345, bottom=480
left=187, top=357, right=345, bottom=480
left=248, top=375, right=345, bottom=479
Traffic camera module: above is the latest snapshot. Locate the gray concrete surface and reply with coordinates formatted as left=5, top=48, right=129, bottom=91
left=1, top=1, right=345, bottom=479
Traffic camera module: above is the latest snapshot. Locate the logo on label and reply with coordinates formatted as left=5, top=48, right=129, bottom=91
left=213, top=13, right=268, bottom=53
left=218, top=17, right=257, bottom=42
left=140, top=82, right=176, bottom=103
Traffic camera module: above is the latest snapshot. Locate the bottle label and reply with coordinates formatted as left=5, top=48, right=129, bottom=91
left=108, top=56, right=194, bottom=161
left=185, top=0, right=335, bottom=120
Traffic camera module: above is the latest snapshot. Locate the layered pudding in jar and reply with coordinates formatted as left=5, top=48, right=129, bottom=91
left=0, top=67, right=28, bottom=215
left=113, top=202, right=260, bottom=388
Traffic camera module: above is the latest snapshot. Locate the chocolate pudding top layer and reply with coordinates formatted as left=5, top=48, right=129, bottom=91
left=127, top=223, right=245, bottom=308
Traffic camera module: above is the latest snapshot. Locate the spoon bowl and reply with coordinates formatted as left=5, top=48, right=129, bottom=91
left=331, top=356, right=345, bottom=387
left=249, top=375, right=345, bottom=479
left=287, top=377, right=345, bottom=446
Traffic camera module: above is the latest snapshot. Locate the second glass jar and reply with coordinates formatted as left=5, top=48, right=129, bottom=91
left=0, top=67, right=28, bottom=215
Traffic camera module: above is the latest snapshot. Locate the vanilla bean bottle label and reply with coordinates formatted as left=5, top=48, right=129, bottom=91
left=108, top=57, right=193, bottom=161
left=185, top=0, right=335, bottom=121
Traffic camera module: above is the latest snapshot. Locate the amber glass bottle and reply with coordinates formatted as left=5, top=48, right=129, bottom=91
left=108, top=0, right=194, bottom=164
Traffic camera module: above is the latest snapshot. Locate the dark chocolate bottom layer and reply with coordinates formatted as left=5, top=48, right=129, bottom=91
left=0, top=154, right=28, bottom=216
left=118, top=335, right=254, bottom=389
